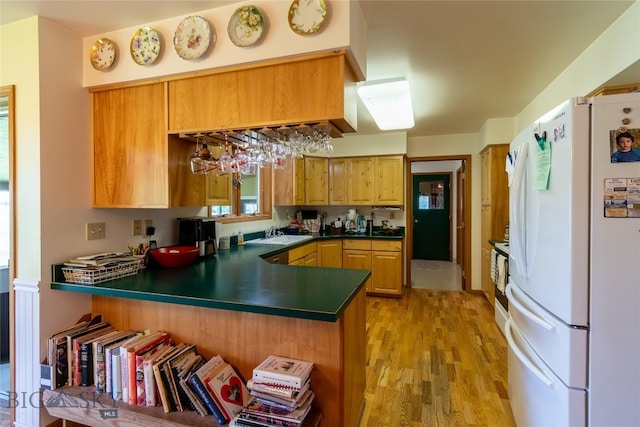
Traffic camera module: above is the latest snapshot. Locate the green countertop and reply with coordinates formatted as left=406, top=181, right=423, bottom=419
left=50, top=234, right=406, bottom=322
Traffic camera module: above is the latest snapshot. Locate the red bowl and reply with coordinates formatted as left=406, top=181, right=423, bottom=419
left=150, top=246, right=199, bottom=268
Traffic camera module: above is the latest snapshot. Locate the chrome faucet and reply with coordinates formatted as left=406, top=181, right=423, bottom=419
left=265, top=226, right=276, bottom=239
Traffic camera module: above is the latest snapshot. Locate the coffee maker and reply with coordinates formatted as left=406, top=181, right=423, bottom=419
left=178, top=217, right=217, bottom=257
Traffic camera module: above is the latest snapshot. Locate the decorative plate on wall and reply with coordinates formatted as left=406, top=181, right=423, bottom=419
left=130, top=27, right=161, bottom=65
left=90, top=38, right=116, bottom=71
left=227, top=5, right=265, bottom=47
left=288, top=0, right=327, bottom=36
left=174, top=15, right=212, bottom=60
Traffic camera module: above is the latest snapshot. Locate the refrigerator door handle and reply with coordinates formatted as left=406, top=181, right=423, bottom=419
left=509, top=141, right=529, bottom=277
left=506, top=318, right=554, bottom=387
left=506, top=282, right=555, bottom=331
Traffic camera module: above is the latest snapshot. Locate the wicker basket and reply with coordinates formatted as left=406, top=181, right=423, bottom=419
left=62, top=259, right=141, bottom=285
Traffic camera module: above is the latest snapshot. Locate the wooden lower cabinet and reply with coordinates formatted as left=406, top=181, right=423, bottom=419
left=343, top=250, right=372, bottom=293
left=317, top=239, right=343, bottom=268
left=370, top=240, right=403, bottom=296
left=342, top=239, right=404, bottom=296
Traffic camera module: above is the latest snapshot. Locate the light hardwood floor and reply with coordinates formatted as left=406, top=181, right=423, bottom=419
left=360, top=289, right=516, bottom=427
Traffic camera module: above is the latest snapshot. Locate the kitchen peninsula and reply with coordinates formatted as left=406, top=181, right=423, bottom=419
left=50, top=241, right=369, bottom=426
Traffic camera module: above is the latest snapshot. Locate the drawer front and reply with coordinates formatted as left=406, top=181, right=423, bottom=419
left=342, top=239, right=371, bottom=250
left=288, top=242, right=317, bottom=262
left=371, top=240, right=402, bottom=252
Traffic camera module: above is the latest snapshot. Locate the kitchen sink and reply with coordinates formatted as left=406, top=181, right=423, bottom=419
left=245, top=235, right=314, bottom=246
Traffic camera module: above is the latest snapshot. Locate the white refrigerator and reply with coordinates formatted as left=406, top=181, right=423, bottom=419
left=506, top=93, right=640, bottom=426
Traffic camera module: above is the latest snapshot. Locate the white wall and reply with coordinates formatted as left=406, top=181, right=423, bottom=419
left=82, top=0, right=366, bottom=88
left=516, top=1, right=640, bottom=131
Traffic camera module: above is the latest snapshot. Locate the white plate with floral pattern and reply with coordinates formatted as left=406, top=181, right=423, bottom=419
left=288, top=0, right=327, bottom=36
left=227, top=5, right=265, bottom=47
left=174, top=15, right=212, bottom=60
left=130, top=27, right=161, bottom=65
left=90, top=38, right=116, bottom=71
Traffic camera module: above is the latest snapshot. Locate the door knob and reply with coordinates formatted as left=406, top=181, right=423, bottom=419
left=414, top=219, right=419, bottom=223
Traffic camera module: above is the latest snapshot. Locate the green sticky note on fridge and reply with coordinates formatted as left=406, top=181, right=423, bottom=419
left=534, top=138, right=551, bottom=190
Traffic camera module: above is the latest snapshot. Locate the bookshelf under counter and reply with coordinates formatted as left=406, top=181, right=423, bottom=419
left=50, top=243, right=368, bottom=426
left=43, top=386, right=322, bottom=427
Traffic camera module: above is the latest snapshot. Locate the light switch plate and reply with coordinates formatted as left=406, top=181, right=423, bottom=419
left=86, top=222, right=106, bottom=240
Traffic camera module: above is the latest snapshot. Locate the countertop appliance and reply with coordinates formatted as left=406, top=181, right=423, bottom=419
left=178, top=217, right=217, bottom=257
left=506, top=93, right=640, bottom=426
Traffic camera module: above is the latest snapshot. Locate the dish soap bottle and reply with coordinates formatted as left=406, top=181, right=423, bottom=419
left=237, top=230, right=244, bottom=245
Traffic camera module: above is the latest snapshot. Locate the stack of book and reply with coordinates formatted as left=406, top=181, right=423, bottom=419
left=231, top=355, right=315, bottom=427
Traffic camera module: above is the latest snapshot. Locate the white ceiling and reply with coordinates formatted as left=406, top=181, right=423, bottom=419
left=0, top=0, right=637, bottom=137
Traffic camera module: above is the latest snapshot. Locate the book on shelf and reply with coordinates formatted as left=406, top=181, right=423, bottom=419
left=205, top=361, right=252, bottom=421
left=241, top=391, right=314, bottom=424
left=232, top=406, right=322, bottom=427
left=247, top=378, right=311, bottom=400
left=135, top=340, right=172, bottom=406
left=108, top=333, right=143, bottom=399
left=125, top=331, right=171, bottom=405
left=64, top=320, right=111, bottom=388
left=166, top=349, right=203, bottom=412
left=95, top=330, right=138, bottom=394
left=156, top=343, right=197, bottom=413
left=252, top=355, right=314, bottom=389
left=151, top=343, right=187, bottom=410
left=79, top=329, right=122, bottom=387
left=48, top=319, right=92, bottom=389
left=165, top=345, right=200, bottom=412
left=117, top=331, right=156, bottom=402
left=234, top=411, right=304, bottom=427
left=249, top=387, right=313, bottom=410
left=176, top=355, right=208, bottom=416
left=142, top=343, right=177, bottom=407
left=187, top=354, right=228, bottom=424
left=70, top=323, right=114, bottom=387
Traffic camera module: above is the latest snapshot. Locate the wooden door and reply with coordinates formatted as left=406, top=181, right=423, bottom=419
left=456, top=161, right=467, bottom=290
left=412, top=173, right=451, bottom=260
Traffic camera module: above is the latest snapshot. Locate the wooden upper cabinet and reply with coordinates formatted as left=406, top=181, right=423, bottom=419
left=349, top=157, right=375, bottom=205
left=305, top=157, right=328, bottom=205
left=167, top=52, right=357, bottom=134
left=92, top=83, right=207, bottom=208
left=273, top=157, right=305, bottom=206
left=329, top=158, right=348, bottom=205
left=374, top=156, right=404, bottom=205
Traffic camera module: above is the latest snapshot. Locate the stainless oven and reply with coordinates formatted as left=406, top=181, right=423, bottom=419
left=492, top=242, right=509, bottom=336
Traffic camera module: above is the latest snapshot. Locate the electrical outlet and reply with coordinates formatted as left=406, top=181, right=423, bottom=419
left=86, top=222, right=106, bottom=240
left=144, top=219, right=153, bottom=230
left=132, top=220, right=143, bottom=236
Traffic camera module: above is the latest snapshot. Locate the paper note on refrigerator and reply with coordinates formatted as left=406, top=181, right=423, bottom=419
left=534, top=139, right=551, bottom=190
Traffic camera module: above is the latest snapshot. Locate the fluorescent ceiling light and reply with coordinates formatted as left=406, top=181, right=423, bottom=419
left=357, top=79, right=415, bottom=130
